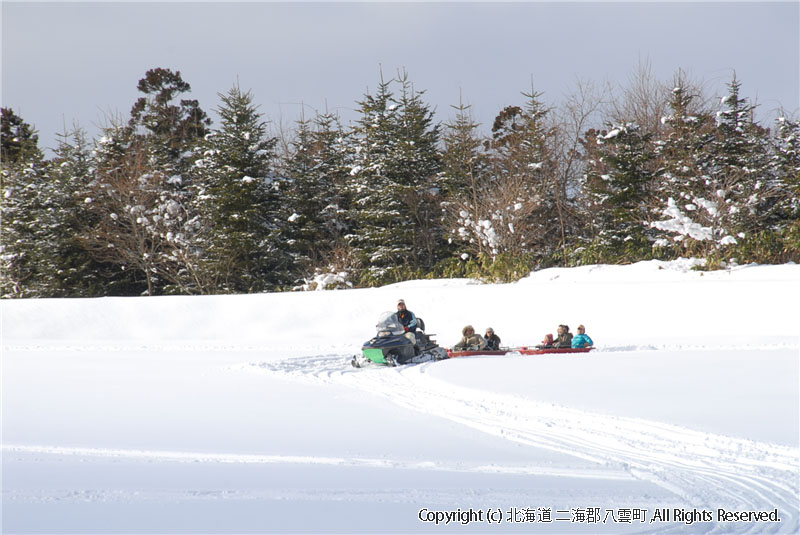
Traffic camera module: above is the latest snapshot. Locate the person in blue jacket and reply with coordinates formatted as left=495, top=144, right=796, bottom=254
left=571, top=324, right=594, bottom=348
left=396, top=299, right=418, bottom=332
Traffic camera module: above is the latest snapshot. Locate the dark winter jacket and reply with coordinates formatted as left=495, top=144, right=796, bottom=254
left=396, top=309, right=418, bottom=332
left=485, top=333, right=502, bottom=350
left=553, top=332, right=573, bottom=348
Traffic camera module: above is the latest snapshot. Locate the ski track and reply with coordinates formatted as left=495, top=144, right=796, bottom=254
left=2, top=444, right=630, bottom=480
left=243, top=352, right=800, bottom=534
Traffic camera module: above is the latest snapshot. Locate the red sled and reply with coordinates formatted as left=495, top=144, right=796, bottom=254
left=447, top=349, right=509, bottom=358
left=446, top=347, right=595, bottom=358
left=517, top=346, right=594, bottom=355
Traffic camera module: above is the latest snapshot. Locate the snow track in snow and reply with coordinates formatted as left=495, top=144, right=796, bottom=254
left=245, top=353, right=800, bottom=534
left=2, top=444, right=632, bottom=480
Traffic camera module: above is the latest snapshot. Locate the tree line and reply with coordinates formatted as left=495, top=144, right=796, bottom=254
left=2, top=66, right=798, bottom=297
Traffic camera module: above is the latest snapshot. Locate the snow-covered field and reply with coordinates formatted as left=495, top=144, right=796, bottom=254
left=2, top=260, right=799, bottom=534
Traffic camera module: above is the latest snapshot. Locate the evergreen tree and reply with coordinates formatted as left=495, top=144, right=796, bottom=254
left=44, top=126, right=111, bottom=296
left=704, top=76, right=775, bottom=247
left=392, top=71, right=444, bottom=270
left=346, top=71, right=442, bottom=284
left=191, top=84, right=288, bottom=293
left=1, top=108, right=40, bottom=164
left=650, top=84, right=722, bottom=254
left=440, top=97, right=489, bottom=261
left=346, top=73, right=404, bottom=285
left=129, top=67, right=211, bottom=173
left=452, top=90, right=560, bottom=264
left=0, top=109, right=48, bottom=297
left=284, top=110, right=353, bottom=283
left=493, top=91, right=560, bottom=259
left=441, top=97, right=487, bottom=197
left=773, top=115, right=800, bottom=220
left=582, top=121, right=658, bottom=259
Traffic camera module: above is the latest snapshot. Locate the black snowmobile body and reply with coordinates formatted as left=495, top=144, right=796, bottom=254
left=351, top=312, right=448, bottom=367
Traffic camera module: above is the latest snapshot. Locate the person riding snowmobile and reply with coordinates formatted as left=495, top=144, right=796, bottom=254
left=396, top=299, right=418, bottom=332
left=396, top=299, right=420, bottom=351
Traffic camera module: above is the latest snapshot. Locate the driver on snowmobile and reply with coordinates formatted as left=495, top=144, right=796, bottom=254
left=396, top=299, right=418, bottom=332
left=396, top=299, right=421, bottom=351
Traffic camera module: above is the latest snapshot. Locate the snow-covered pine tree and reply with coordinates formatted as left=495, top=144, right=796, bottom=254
left=582, top=121, right=658, bottom=261
left=346, top=75, right=404, bottom=285
left=440, top=97, right=489, bottom=262
left=191, top=84, right=290, bottom=293
left=391, top=71, right=444, bottom=271
left=310, top=111, right=352, bottom=239
left=0, top=108, right=49, bottom=297
left=346, top=70, right=442, bottom=285
left=650, top=84, right=721, bottom=255
left=441, top=97, right=487, bottom=197
left=0, top=113, right=98, bottom=297
left=284, top=110, right=354, bottom=287
left=454, top=90, right=559, bottom=266
left=43, top=126, right=112, bottom=296
left=284, top=114, right=316, bottom=260
left=770, top=115, right=800, bottom=260
left=773, top=115, right=800, bottom=218
left=704, top=76, right=775, bottom=253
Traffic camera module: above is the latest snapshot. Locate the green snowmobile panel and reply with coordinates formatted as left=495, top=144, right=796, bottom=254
left=362, top=348, right=388, bottom=364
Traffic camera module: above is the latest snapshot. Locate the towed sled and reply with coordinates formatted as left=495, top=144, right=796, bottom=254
left=351, top=312, right=448, bottom=368
left=447, top=348, right=509, bottom=358
left=519, top=346, right=594, bottom=355
left=447, top=346, right=595, bottom=358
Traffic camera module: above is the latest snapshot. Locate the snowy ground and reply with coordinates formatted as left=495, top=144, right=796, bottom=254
left=2, top=260, right=799, bottom=534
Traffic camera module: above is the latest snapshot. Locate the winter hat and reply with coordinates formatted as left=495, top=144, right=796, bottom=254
left=462, top=325, right=475, bottom=336
left=544, top=333, right=554, bottom=343
left=397, top=299, right=405, bottom=306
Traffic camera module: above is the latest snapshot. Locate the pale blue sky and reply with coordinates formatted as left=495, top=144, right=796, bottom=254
left=2, top=2, right=798, bottom=152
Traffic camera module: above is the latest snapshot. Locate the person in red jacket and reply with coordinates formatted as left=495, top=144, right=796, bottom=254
left=537, top=333, right=555, bottom=349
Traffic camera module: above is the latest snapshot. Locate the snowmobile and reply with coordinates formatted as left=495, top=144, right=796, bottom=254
left=351, top=311, right=449, bottom=367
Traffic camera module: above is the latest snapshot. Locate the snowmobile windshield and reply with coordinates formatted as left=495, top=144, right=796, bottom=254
left=375, top=311, right=405, bottom=336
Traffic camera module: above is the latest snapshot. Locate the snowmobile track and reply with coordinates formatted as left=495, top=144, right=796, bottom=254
left=246, top=353, right=800, bottom=534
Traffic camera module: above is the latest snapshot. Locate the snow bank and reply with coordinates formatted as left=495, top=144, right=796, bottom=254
left=4, top=260, right=797, bottom=350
